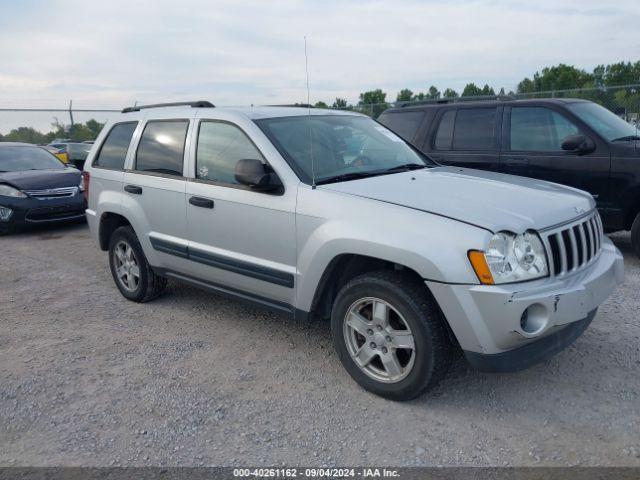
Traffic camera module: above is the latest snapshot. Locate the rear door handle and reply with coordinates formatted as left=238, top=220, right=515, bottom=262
left=124, top=185, right=142, bottom=195
left=189, top=196, right=214, bottom=209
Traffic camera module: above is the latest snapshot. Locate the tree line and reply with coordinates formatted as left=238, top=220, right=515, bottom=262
left=2, top=60, right=638, bottom=143
left=319, top=60, right=640, bottom=117
left=0, top=119, right=105, bottom=145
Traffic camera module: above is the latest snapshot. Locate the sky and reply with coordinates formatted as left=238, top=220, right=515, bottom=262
left=0, top=0, right=639, bottom=133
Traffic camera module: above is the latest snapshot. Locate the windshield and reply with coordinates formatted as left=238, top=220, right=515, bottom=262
left=0, top=146, right=66, bottom=172
left=256, top=115, right=433, bottom=184
left=567, top=102, right=638, bottom=141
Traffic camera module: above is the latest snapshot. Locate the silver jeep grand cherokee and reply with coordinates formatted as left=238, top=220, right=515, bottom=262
left=84, top=101, right=624, bottom=400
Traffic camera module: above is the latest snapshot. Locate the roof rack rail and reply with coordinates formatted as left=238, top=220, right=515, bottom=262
left=265, top=103, right=315, bottom=108
left=396, top=94, right=516, bottom=108
left=121, top=100, right=215, bottom=113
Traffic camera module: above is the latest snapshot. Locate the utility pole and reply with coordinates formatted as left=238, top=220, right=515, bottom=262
left=68, top=100, right=74, bottom=128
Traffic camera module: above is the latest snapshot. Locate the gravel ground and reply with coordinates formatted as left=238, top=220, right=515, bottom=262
left=0, top=222, right=639, bottom=467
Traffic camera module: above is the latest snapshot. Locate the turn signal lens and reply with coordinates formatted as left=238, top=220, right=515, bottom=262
left=468, top=250, right=495, bottom=285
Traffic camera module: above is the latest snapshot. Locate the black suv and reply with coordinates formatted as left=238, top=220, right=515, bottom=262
left=378, top=98, right=640, bottom=256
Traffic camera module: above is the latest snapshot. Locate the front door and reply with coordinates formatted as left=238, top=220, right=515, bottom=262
left=185, top=119, right=297, bottom=307
left=500, top=105, right=611, bottom=212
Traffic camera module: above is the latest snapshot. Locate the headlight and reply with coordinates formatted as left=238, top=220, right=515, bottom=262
left=0, top=184, right=27, bottom=198
left=469, top=231, right=548, bottom=284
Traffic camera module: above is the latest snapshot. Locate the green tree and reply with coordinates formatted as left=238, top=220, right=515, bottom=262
left=480, top=84, right=495, bottom=96
left=314, top=101, right=329, bottom=108
left=442, top=88, right=458, bottom=98
left=517, top=64, right=592, bottom=93
left=461, top=83, right=484, bottom=97
left=396, top=88, right=413, bottom=102
left=1, top=119, right=105, bottom=144
left=332, top=97, right=348, bottom=109
left=426, top=86, right=440, bottom=99
left=3, top=127, right=48, bottom=144
left=358, top=89, right=388, bottom=117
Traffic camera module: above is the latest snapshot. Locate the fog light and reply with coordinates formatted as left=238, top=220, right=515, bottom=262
left=0, top=206, right=12, bottom=221
left=520, top=304, right=548, bottom=335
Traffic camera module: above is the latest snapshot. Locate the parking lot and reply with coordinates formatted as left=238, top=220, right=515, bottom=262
left=0, top=222, right=639, bottom=467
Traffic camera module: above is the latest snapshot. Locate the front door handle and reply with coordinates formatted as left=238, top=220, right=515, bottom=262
left=124, top=185, right=142, bottom=195
left=189, top=196, right=214, bottom=209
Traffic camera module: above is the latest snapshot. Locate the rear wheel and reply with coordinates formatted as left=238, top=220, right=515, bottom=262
left=108, top=226, right=167, bottom=302
left=331, top=271, right=453, bottom=401
left=631, top=212, right=640, bottom=258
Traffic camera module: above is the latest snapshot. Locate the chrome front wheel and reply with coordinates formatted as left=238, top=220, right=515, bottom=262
left=343, top=297, right=416, bottom=383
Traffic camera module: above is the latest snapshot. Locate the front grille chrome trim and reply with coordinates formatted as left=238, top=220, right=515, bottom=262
left=543, top=210, right=603, bottom=278
left=23, top=186, right=79, bottom=199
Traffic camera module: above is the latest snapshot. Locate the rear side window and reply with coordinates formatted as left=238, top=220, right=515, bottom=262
left=452, top=108, right=497, bottom=150
left=196, top=121, right=265, bottom=185
left=510, top=107, right=579, bottom=151
left=135, top=120, right=188, bottom=176
left=433, top=110, right=456, bottom=150
left=377, top=111, right=425, bottom=142
left=93, top=122, right=137, bottom=169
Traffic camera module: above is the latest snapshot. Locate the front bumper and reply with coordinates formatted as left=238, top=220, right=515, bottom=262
left=427, top=237, right=624, bottom=368
left=0, top=194, right=86, bottom=230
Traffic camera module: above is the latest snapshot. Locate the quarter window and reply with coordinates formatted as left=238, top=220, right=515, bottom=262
left=378, top=111, right=425, bottom=142
left=433, top=110, right=455, bottom=150
left=196, top=121, right=265, bottom=185
left=510, top=107, right=579, bottom=151
left=452, top=108, right=497, bottom=150
left=93, top=122, right=137, bottom=170
left=135, top=120, right=188, bottom=176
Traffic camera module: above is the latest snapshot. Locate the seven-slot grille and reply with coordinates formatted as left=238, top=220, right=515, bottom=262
left=23, top=186, right=78, bottom=199
left=543, top=211, right=603, bottom=277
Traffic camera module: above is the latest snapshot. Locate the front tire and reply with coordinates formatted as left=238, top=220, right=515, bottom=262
left=108, top=226, right=167, bottom=302
left=331, top=271, right=453, bottom=401
left=631, top=212, right=640, bottom=258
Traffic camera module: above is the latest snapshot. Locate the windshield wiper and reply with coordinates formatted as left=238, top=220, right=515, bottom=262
left=315, top=163, right=427, bottom=185
left=381, top=163, right=427, bottom=173
left=315, top=171, right=383, bottom=185
left=611, top=135, right=640, bottom=142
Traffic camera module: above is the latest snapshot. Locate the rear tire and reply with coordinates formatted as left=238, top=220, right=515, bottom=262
left=108, top=226, right=167, bottom=302
left=631, top=212, right=640, bottom=258
left=331, top=270, right=453, bottom=401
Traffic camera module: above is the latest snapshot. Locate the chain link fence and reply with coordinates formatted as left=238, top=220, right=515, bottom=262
left=342, top=84, right=640, bottom=125
left=1, top=84, right=639, bottom=140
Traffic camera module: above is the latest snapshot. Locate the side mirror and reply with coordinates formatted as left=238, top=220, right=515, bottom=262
left=234, top=159, right=281, bottom=192
left=561, top=134, right=595, bottom=155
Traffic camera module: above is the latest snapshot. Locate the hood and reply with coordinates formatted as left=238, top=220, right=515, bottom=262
left=0, top=168, right=81, bottom=191
left=320, top=166, right=595, bottom=233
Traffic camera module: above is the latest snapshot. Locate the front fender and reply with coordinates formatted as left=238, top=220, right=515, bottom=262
left=295, top=196, right=490, bottom=311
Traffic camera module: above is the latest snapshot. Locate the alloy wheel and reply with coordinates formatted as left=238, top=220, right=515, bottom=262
left=343, top=297, right=416, bottom=383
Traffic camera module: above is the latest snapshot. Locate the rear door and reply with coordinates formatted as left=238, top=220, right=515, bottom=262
left=425, top=106, right=501, bottom=171
left=500, top=105, right=610, bottom=207
left=122, top=117, right=193, bottom=272
left=89, top=121, right=138, bottom=214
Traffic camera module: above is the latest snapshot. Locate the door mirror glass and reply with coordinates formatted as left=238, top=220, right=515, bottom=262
left=561, top=134, right=595, bottom=154
left=234, top=159, right=281, bottom=191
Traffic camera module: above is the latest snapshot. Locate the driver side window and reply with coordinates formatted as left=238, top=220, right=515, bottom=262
left=510, top=107, right=579, bottom=151
left=196, top=121, right=265, bottom=185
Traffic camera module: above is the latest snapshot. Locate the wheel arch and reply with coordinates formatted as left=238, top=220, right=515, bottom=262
left=98, top=212, right=133, bottom=251
left=623, top=187, right=640, bottom=230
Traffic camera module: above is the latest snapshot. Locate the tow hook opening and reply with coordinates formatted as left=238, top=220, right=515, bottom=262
left=520, top=303, right=548, bottom=335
